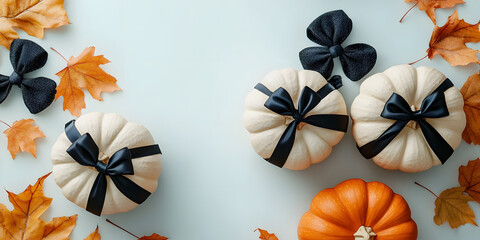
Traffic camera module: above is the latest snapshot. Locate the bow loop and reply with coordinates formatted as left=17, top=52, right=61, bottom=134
left=106, top=148, right=134, bottom=176
left=306, top=10, right=352, bottom=46
left=67, top=133, right=99, bottom=167
left=10, top=39, right=49, bottom=74
left=300, top=11, right=377, bottom=81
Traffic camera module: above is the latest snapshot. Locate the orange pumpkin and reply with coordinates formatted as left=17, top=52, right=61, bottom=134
left=298, top=179, right=417, bottom=240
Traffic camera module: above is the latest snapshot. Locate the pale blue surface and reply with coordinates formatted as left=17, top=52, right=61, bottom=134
left=0, top=0, right=479, bottom=239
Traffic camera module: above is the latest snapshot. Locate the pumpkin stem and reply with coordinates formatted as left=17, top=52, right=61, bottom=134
left=354, top=226, right=376, bottom=240
left=399, top=2, right=418, bottom=23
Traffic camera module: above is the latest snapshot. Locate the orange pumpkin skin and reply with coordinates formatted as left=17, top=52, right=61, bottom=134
left=298, top=179, right=417, bottom=240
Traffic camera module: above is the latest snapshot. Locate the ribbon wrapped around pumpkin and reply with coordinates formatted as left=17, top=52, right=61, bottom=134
left=254, top=80, right=349, bottom=168
left=64, top=120, right=162, bottom=216
left=357, top=79, right=454, bottom=164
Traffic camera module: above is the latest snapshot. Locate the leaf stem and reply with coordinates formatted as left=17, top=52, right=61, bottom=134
left=0, top=119, right=11, bottom=128
left=50, top=47, right=68, bottom=63
left=409, top=54, right=428, bottom=65
left=415, top=182, right=439, bottom=198
left=399, top=2, right=418, bottom=23
left=106, top=219, right=139, bottom=239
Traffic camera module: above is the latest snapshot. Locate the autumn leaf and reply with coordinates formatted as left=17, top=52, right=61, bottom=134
left=53, top=47, right=121, bottom=117
left=401, top=0, right=465, bottom=24
left=0, top=173, right=78, bottom=240
left=3, top=119, right=45, bottom=159
left=0, top=0, right=69, bottom=49
left=434, top=187, right=477, bottom=228
left=459, top=158, right=480, bottom=203
left=84, top=226, right=101, bottom=240
left=461, top=71, right=480, bottom=145
left=138, top=233, right=168, bottom=240
left=255, top=228, right=278, bottom=240
left=422, top=11, right=480, bottom=66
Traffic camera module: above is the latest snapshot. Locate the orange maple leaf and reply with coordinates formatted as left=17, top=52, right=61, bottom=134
left=84, top=226, right=101, bottom=240
left=139, top=233, right=168, bottom=240
left=255, top=228, right=279, bottom=240
left=459, top=158, right=480, bottom=203
left=461, top=71, right=480, bottom=145
left=0, top=0, right=69, bottom=49
left=402, top=0, right=465, bottom=24
left=53, top=47, right=121, bottom=117
left=426, top=11, right=480, bottom=66
left=0, top=173, right=78, bottom=240
left=3, top=119, right=45, bottom=159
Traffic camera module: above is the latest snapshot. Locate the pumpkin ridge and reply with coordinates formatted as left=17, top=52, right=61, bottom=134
left=309, top=188, right=357, bottom=232
left=333, top=179, right=368, bottom=229
left=364, top=182, right=395, bottom=227
left=371, top=195, right=412, bottom=231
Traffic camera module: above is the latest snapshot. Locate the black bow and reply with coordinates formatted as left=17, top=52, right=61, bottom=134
left=65, top=120, right=162, bottom=216
left=358, top=79, right=454, bottom=164
left=299, top=10, right=377, bottom=81
left=0, top=39, right=57, bottom=114
left=255, top=82, right=348, bottom=167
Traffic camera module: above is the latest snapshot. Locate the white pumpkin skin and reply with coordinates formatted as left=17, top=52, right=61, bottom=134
left=51, top=112, right=162, bottom=215
left=351, top=65, right=466, bottom=172
left=243, top=68, right=347, bottom=170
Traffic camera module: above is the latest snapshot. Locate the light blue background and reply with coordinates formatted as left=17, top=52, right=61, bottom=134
left=0, top=0, right=479, bottom=239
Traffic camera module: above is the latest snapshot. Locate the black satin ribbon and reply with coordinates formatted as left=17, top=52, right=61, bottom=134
left=299, top=10, right=377, bottom=81
left=65, top=120, right=162, bottom=216
left=358, top=79, right=454, bottom=164
left=255, top=82, right=348, bottom=167
left=0, top=39, right=57, bottom=114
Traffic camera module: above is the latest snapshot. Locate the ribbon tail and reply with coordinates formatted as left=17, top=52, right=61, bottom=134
left=111, top=175, right=151, bottom=204
left=299, top=47, right=335, bottom=79
left=21, top=77, right=57, bottom=114
left=358, top=120, right=408, bottom=159
left=266, top=122, right=298, bottom=168
left=418, top=120, right=453, bottom=164
left=86, top=173, right=108, bottom=216
left=303, top=114, right=349, bottom=132
left=339, top=43, right=377, bottom=81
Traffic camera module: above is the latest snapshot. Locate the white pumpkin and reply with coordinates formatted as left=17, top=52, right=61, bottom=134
left=243, top=68, right=348, bottom=170
left=51, top=112, right=162, bottom=215
left=351, top=65, right=466, bottom=172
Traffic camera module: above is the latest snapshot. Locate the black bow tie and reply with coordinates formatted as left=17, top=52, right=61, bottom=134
left=358, top=79, right=455, bottom=164
left=0, top=39, right=57, bottom=114
left=299, top=10, right=377, bottom=81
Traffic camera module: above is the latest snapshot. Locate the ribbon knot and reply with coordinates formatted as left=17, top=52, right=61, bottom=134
left=9, top=72, right=23, bottom=85
left=358, top=79, right=455, bottom=164
left=95, top=161, right=108, bottom=175
left=0, top=39, right=57, bottom=114
left=329, top=45, right=344, bottom=58
left=254, top=82, right=349, bottom=167
left=64, top=120, right=161, bottom=216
